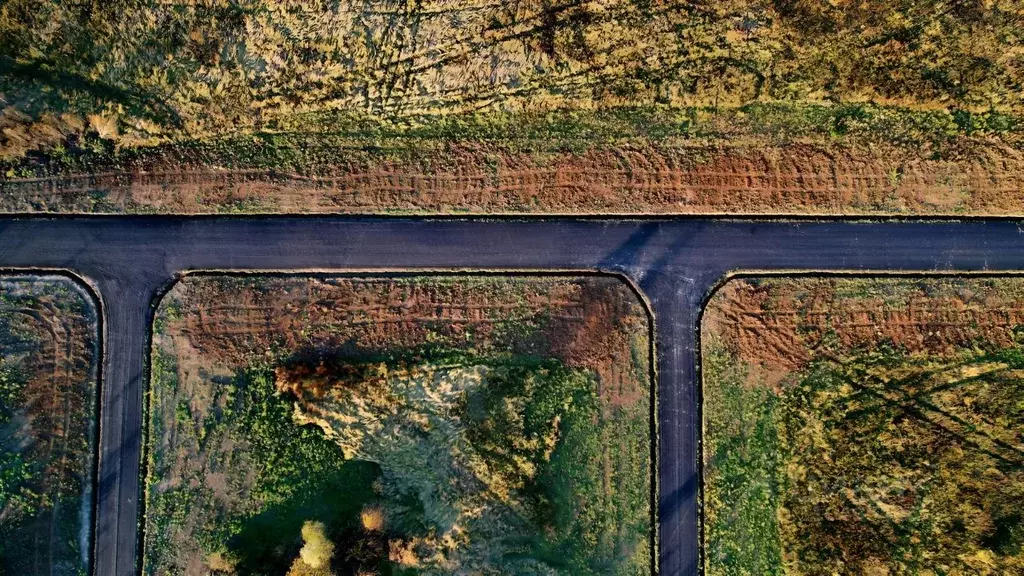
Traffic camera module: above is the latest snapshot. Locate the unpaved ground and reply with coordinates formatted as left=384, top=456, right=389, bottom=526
left=0, top=275, right=99, bottom=576
left=703, top=276, right=1024, bottom=372
left=701, top=277, right=1024, bottom=575
left=4, top=0, right=1022, bottom=215
left=4, top=141, right=1024, bottom=214
left=170, top=275, right=650, bottom=408
left=145, top=274, right=652, bottom=574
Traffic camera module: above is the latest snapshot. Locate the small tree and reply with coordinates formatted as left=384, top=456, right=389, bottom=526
left=360, top=505, right=385, bottom=532
left=287, top=521, right=335, bottom=576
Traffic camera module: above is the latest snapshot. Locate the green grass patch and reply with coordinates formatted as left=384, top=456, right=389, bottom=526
left=3, top=103, right=1021, bottom=180
left=703, top=340, right=1024, bottom=574
left=144, top=351, right=651, bottom=575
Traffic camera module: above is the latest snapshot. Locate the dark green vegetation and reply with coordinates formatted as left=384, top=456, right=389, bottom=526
left=0, top=276, right=99, bottom=576
left=0, top=361, right=38, bottom=547
left=702, top=343, right=783, bottom=575
left=143, top=358, right=386, bottom=575
left=704, top=343, right=1024, bottom=575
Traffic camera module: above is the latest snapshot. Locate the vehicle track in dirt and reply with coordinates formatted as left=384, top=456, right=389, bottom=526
left=3, top=144, right=1023, bottom=215
left=0, top=277, right=99, bottom=576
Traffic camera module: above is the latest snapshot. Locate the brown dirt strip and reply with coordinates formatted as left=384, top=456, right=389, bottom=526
left=170, top=276, right=649, bottom=408
left=3, top=142, right=1023, bottom=214
left=704, top=278, right=1024, bottom=373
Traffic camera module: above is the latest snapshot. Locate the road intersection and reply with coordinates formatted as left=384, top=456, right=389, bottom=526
left=3, top=217, right=1023, bottom=575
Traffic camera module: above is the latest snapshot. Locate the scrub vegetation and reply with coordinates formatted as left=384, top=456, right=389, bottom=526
left=144, top=274, right=652, bottom=575
left=1, top=1, right=1023, bottom=214
left=0, top=275, right=99, bottom=576
left=702, top=277, right=1024, bottom=575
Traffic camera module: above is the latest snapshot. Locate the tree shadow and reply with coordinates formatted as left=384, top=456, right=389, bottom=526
left=0, top=55, right=183, bottom=129
left=226, top=460, right=383, bottom=576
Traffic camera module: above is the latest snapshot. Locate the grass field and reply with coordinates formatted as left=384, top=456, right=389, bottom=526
left=1, top=2, right=1023, bottom=214
left=0, top=275, right=99, bottom=576
left=143, top=274, right=652, bottom=575
left=701, top=277, right=1024, bottom=575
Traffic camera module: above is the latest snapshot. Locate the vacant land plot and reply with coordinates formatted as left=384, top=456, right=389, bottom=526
left=702, top=277, right=1024, bottom=575
left=0, top=275, right=99, bottom=576
left=144, top=274, right=653, bottom=575
left=2, top=2, right=1023, bottom=215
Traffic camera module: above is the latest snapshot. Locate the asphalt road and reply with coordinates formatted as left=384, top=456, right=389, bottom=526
left=3, top=217, right=1024, bottom=576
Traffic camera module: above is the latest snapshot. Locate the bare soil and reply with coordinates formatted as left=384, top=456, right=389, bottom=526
left=146, top=274, right=652, bottom=574
left=4, top=141, right=1024, bottom=215
left=171, top=275, right=650, bottom=403
left=703, top=276, right=1024, bottom=371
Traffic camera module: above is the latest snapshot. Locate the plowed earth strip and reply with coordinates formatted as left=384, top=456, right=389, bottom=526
left=2, top=144, right=1023, bottom=214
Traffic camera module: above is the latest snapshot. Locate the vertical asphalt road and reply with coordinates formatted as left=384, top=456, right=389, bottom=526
left=1, top=217, right=1023, bottom=576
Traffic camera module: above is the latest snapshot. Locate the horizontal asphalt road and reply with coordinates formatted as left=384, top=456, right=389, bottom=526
left=2, top=217, right=1024, bottom=576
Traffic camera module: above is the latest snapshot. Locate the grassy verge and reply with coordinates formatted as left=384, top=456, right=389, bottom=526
left=3, top=103, right=1020, bottom=179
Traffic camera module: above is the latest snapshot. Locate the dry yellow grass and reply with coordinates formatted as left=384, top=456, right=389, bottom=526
left=298, top=521, right=335, bottom=570
left=360, top=506, right=385, bottom=532
left=2, top=0, right=1021, bottom=158
left=2, top=1, right=1023, bottom=215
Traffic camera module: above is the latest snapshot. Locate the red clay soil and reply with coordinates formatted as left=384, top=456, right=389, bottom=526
left=4, top=141, right=1024, bottom=215
left=163, top=275, right=650, bottom=411
left=703, top=277, right=1024, bottom=372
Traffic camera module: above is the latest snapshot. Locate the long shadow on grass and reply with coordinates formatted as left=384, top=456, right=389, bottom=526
left=225, top=457, right=383, bottom=575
